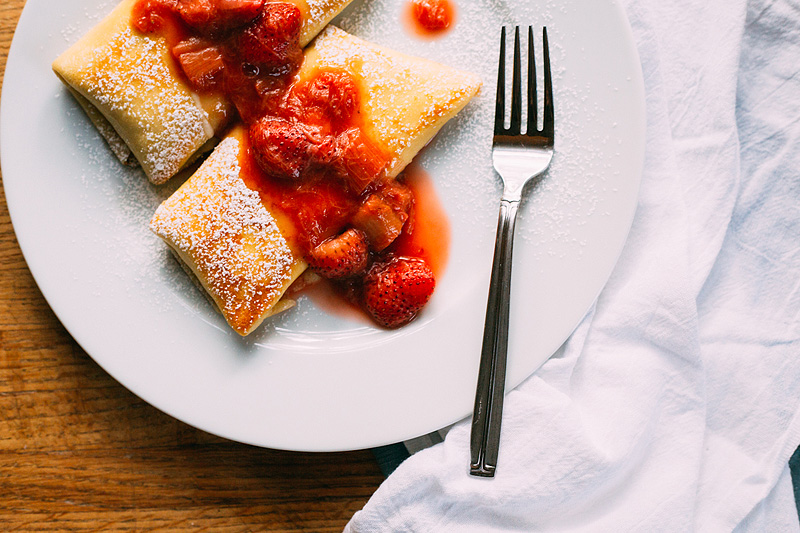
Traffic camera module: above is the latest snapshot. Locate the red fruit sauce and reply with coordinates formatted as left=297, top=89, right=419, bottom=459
left=295, top=165, right=450, bottom=324
left=391, top=162, right=450, bottom=278
left=406, top=0, right=455, bottom=37
left=133, top=0, right=450, bottom=326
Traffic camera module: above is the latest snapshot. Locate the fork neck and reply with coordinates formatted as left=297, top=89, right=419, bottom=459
left=502, top=185, right=525, bottom=204
left=498, top=197, right=521, bottom=234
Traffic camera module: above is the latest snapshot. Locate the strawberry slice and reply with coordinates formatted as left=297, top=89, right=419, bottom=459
left=176, top=0, right=215, bottom=30
left=307, top=229, right=370, bottom=279
left=287, top=70, right=360, bottom=130
left=216, top=0, right=265, bottom=22
left=236, top=2, right=303, bottom=72
left=249, top=116, right=316, bottom=180
left=132, top=0, right=178, bottom=33
left=177, top=0, right=265, bottom=34
left=307, top=128, right=388, bottom=194
left=363, top=256, right=435, bottom=328
left=335, top=128, right=390, bottom=193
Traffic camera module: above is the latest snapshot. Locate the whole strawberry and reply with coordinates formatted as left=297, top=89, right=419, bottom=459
left=363, top=256, right=435, bottom=328
left=307, top=229, right=370, bottom=279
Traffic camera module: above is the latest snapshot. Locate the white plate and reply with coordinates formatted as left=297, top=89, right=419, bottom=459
left=1, top=0, right=644, bottom=451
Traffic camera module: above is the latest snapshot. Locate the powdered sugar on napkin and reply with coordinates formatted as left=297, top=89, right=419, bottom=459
left=346, top=0, right=800, bottom=530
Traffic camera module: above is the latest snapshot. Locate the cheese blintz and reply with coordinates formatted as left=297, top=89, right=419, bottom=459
left=151, top=27, right=481, bottom=335
left=52, top=0, right=354, bottom=184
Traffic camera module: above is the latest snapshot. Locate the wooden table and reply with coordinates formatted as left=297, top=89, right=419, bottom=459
left=0, top=2, right=385, bottom=530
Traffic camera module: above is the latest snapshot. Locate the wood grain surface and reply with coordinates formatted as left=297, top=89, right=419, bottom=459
left=0, top=1, right=385, bottom=530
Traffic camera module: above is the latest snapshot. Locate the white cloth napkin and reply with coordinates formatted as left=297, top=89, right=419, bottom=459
left=346, top=0, right=800, bottom=530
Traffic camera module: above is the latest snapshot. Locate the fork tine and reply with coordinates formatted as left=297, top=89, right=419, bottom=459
left=542, top=27, right=554, bottom=141
left=509, top=27, right=522, bottom=134
left=526, top=26, right=537, bottom=136
left=493, top=27, right=507, bottom=135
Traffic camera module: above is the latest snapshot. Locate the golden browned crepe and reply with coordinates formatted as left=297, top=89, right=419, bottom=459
left=151, top=128, right=306, bottom=335
left=52, top=0, right=354, bottom=185
left=305, top=26, right=482, bottom=179
left=151, top=27, right=481, bottom=335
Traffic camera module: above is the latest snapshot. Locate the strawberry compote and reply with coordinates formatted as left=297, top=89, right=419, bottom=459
left=132, top=0, right=304, bottom=121
left=134, top=0, right=442, bottom=327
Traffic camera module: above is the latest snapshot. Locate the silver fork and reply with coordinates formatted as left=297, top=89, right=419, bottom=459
left=470, top=26, right=554, bottom=478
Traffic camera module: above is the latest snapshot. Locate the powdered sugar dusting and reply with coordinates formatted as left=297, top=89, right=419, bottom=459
left=47, top=0, right=642, bottom=345
left=334, top=0, right=613, bottom=261
left=75, top=27, right=210, bottom=184
left=58, top=93, right=182, bottom=304
left=298, top=0, right=355, bottom=46
left=150, top=137, right=296, bottom=335
left=59, top=1, right=116, bottom=43
left=310, top=26, right=481, bottom=176
left=306, top=0, right=349, bottom=28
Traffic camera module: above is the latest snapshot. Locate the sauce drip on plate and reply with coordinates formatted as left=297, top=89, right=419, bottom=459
left=406, top=0, right=456, bottom=37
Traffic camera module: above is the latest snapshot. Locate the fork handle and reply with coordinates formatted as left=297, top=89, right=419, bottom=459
left=470, top=197, right=520, bottom=477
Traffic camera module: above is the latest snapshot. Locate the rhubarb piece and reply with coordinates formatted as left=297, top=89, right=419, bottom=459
left=352, top=183, right=414, bottom=251
left=174, top=38, right=226, bottom=90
